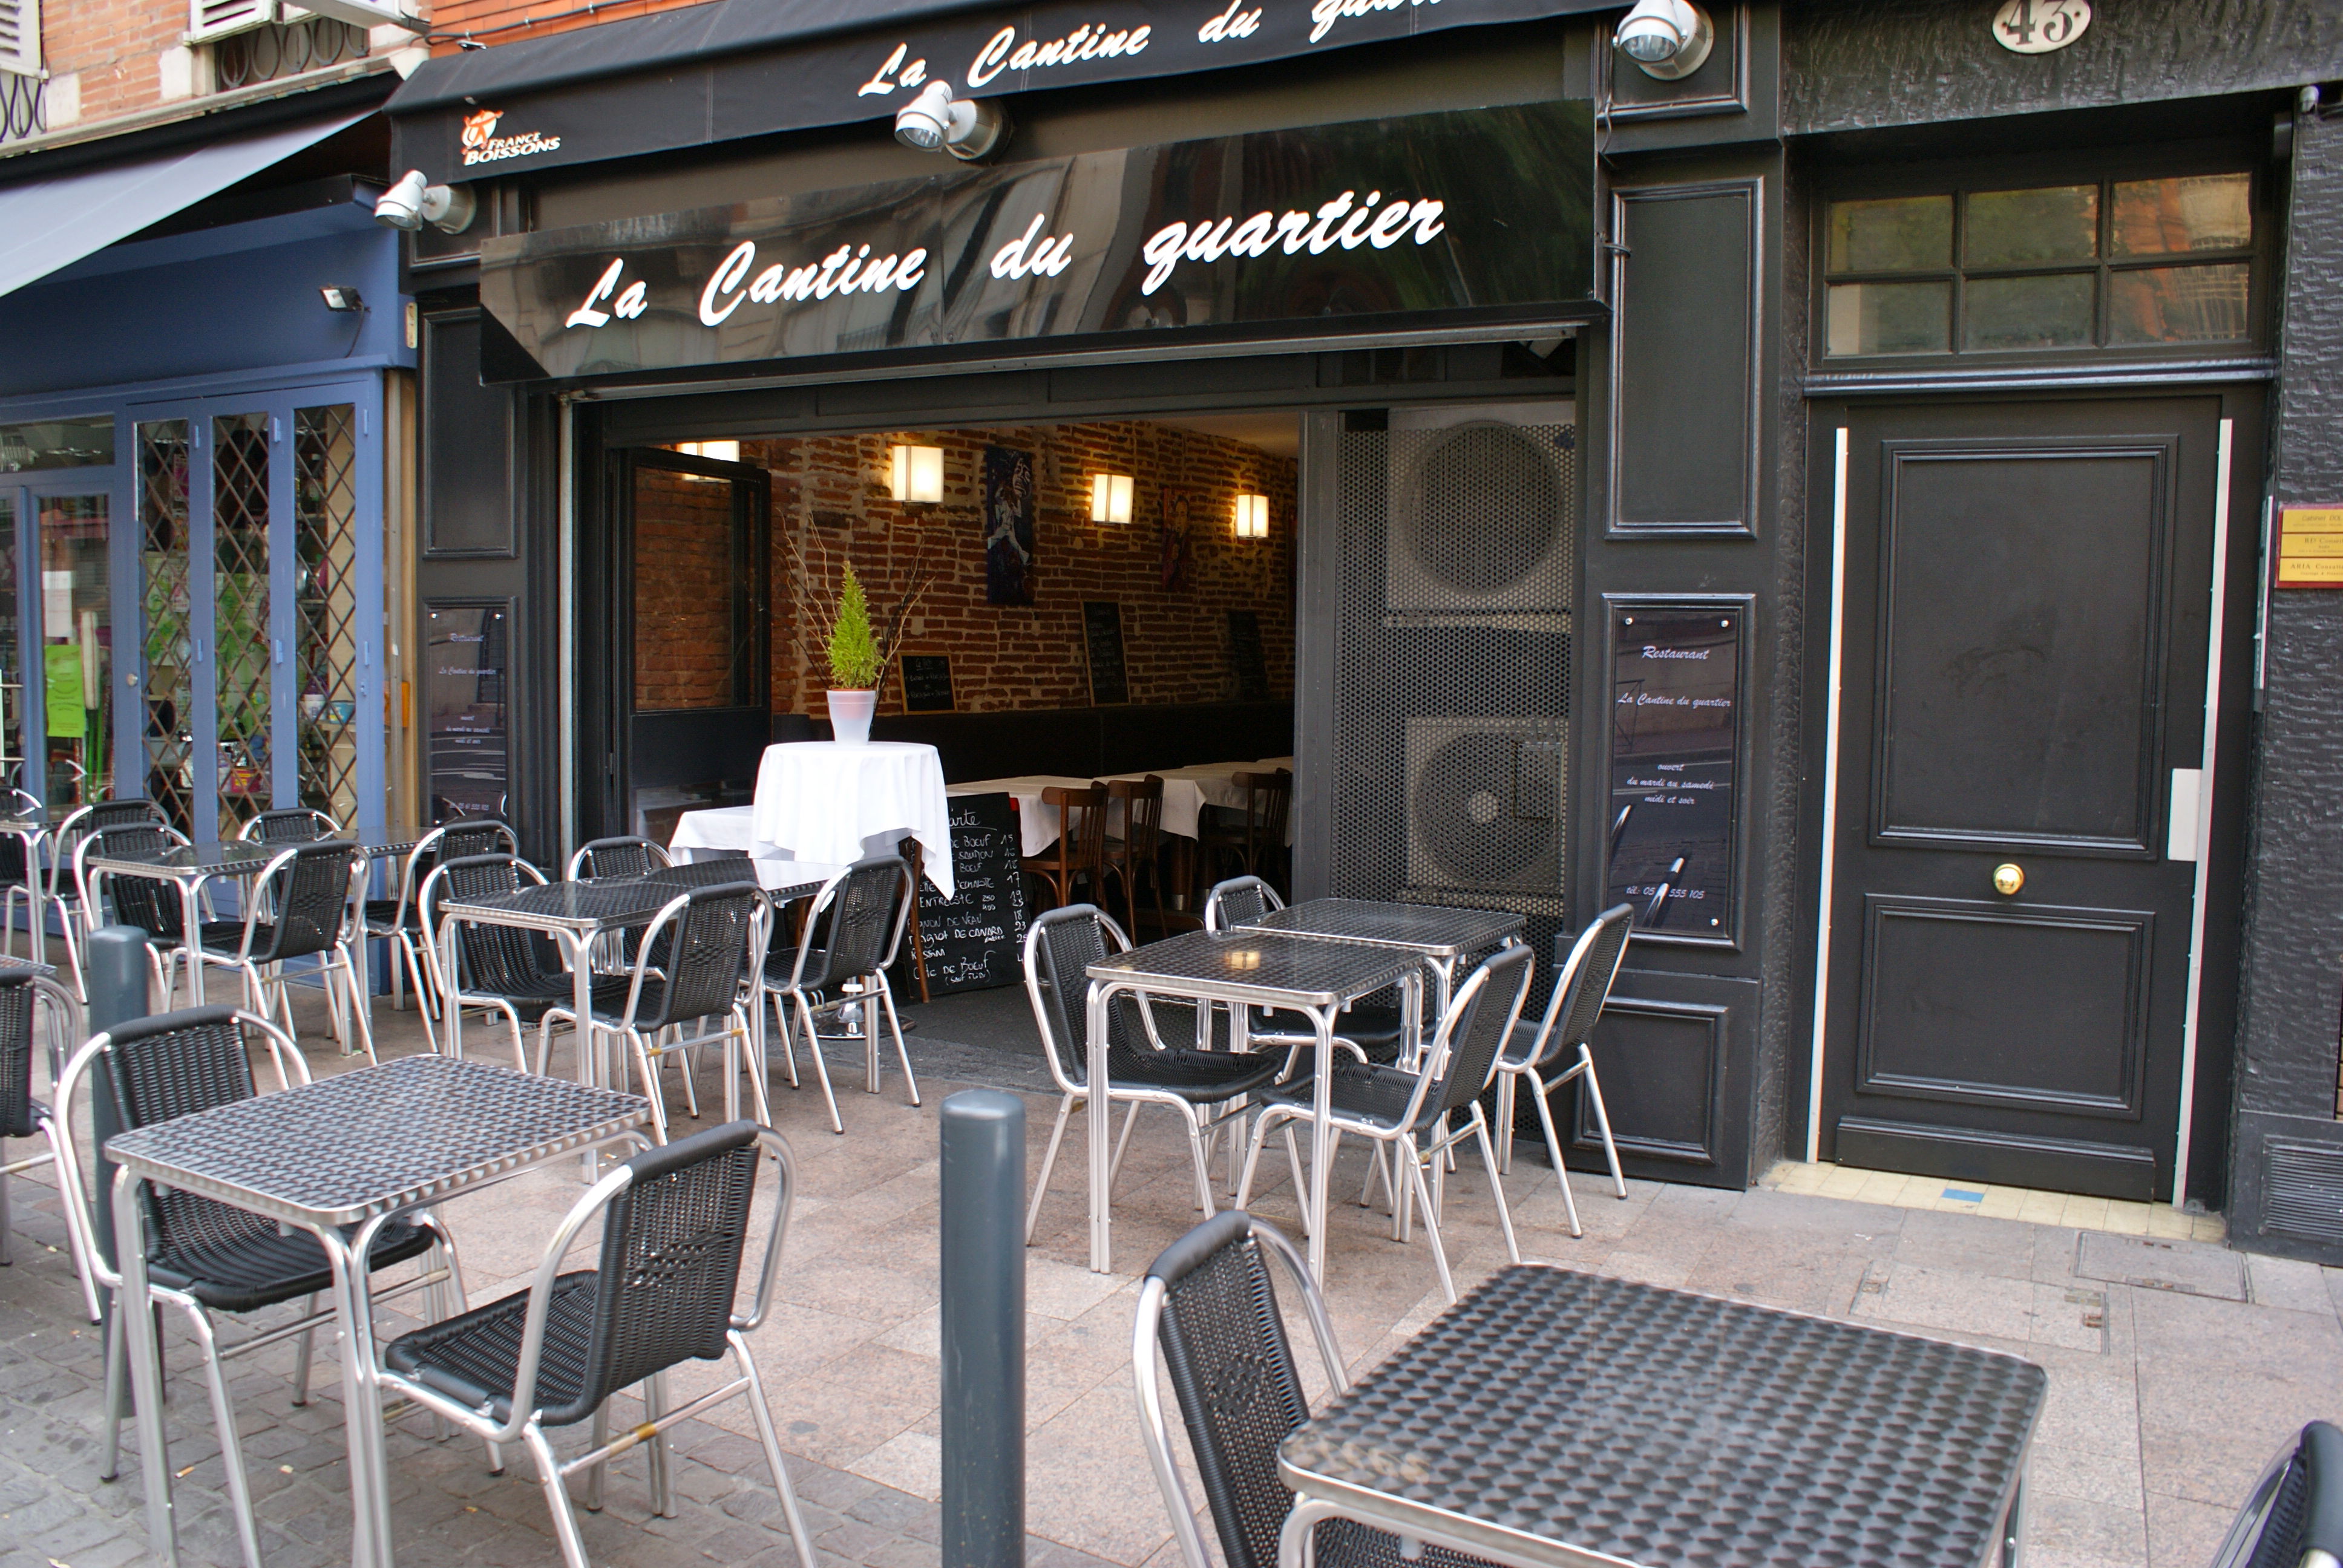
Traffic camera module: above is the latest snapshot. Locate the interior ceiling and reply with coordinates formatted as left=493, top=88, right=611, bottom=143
left=1150, top=410, right=1302, bottom=460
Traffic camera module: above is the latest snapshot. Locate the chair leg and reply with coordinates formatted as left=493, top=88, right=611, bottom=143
left=1496, top=1075, right=1517, bottom=1173
left=184, top=1304, right=266, bottom=1568
left=336, top=944, right=377, bottom=1064
left=735, top=1008, right=774, bottom=1128
left=100, top=1298, right=127, bottom=1481
left=732, top=1333, right=821, bottom=1568
left=1404, top=1153, right=1458, bottom=1307
left=1471, top=1108, right=1521, bottom=1264
left=1529, top=1073, right=1584, bottom=1240
left=628, top=1029, right=672, bottom=1144
left=644, top=1373, right=675, bottom=1517
left=291, top=1292, right=318, bottom=1406
left=1179, top=1106, right=1218, bottom=1218
left=523, top=1422, right=594, bottom=1568
left=585, top=1405, right=609, bottom=1511
left=795, top=995, right=843, bottom=1134
left=1107, top=1100, right=1142, bottom=1196
left=1573, top=1045, right=1628, bottom=1199
left=875, top=975, right=920, bottom=1107
left=0, top=1162, right=10, bottom=1267
left=1234, top=1108, right=1275, bottom=1211
left=1025, top=1094, right=1075, bottom=1244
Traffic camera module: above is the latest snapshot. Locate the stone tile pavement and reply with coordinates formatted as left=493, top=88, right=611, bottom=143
left=3, top=984, right=2339, bottom=1568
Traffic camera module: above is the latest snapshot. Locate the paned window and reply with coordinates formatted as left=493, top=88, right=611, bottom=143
left=1822, top=174, right=2255, bottom=359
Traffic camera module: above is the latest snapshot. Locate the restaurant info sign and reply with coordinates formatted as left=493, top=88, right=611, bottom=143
left=475, top=102, right=1595, bottom=382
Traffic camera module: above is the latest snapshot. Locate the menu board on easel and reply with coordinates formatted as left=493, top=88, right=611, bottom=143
left=1083, top=601, right=1129, bottom=705
left=1604, top=599, right=1743, bottom=942
left=902, top=791, right=1029, bottom=994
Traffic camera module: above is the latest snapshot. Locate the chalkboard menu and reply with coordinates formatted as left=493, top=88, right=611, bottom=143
left=1604, top=601, right=1743, bottom=941
left=901, top=654, right=955, bottom=713
left=1227, top=610, right=1269, bottom=701
left=908, top=792, right=1030, bottom=993
left=425, top=601, right=511, bottom=822
left=1083, top=601, right=1129, bottom=705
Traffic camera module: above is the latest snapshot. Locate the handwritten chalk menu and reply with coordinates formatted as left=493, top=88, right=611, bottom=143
left=902, top=654, right=955, bottom=713
left=1083, top=601, right=1129, bottom=705
left=1604, top=602, right=1742, bottom=941
left=1227, top=610, right=1269, bottom=701
left=425, top=601, right=511, bottom=822
left=908, top=792, right=1029, bottom=993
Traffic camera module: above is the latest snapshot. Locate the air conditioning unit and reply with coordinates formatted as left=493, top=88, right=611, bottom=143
left=1386, top=402, right=1576, bottom=632
left=1404, top=716, right=1566, bottom=899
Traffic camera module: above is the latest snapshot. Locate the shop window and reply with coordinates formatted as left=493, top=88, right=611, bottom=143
left=1821, top=172, right=2256, bottom=360
left=295, top=404, right=359, bottom=828
left=1, top=417, right=114, bottom=473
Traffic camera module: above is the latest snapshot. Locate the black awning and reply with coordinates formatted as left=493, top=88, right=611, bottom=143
left=387, top=0, right=1612, bottom=185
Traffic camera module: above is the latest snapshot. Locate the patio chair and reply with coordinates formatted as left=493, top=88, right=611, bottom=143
left=1022, top=784, right=1107, bottom=912
left=362, top=818, right=521, bottom=1047
left=1021, top=904, right=1282, bottom=1244
left=1134, top=1210, right=1503, bottom=1568
left=195, top=840, right=374, bottom=1062
left=0, top=786, right=42, bottom=954
left=1495, top=902, right=1634, bottom=1238
left=54, top=1005, right=462, bottom=1568
left=762, top=856, right=921, bottom=1134
left=0, top=971, right=97, bottom=1321
left=1099, top=776, right=1169, bottom=938
left=537, top=880, right=772, bottom=1143
left=1200, top=875, right=1379, bottom=1071
left=567, top=835, right=671, bottom=880
left=1236, top=942, right=1533, bottom=1304
left=238, top=807, right=340, bottom=844
left=419, top=851, right=623, bottom=1073
left=2207, top=1420, right=2342, bottom=1568
left=76, top=822, right=199, bottom=1006
left=376, top=1120, right=818, bottom=1568
left=1196, top=768, right=1290, bottom=897
left=48, top=798, right=167, bottom=996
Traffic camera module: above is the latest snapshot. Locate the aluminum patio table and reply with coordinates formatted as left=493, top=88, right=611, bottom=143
left=104, top=1054, right=651, bottom=1568
left=1083, top=927, right=1416, bottom=1279
left=83, top=838, right=281, bottom=1005
left=0, top=802, right=61, bottom=965
left=1277, top=1264, right=2046, bottom=1568
left=1235, top=897, right=1525, bottom=1056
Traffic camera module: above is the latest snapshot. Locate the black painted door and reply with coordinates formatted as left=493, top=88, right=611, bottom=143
left=1820, top=397, right=2224, bottom=1202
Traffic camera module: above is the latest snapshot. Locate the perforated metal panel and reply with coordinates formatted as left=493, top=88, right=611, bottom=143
left=1328, top=402, right=1576, bottom=997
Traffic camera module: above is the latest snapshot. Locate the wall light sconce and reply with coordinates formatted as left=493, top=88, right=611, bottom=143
left=891, top=443, right=945, bottom=503
left=1613, top=0, right=1713, bottom=78
left=320, top=286, right=364, bottom=313
left=676, top=440, right=739, bottom=462
left=1090, top=472, right=1134, bottom=524
left=1233, top=493, right=1270, bottom=540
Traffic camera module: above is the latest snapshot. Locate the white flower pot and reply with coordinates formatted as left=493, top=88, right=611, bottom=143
left=829, top=688, right=878, bottom=745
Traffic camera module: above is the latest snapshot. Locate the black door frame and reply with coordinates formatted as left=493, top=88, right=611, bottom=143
left=1795, top=382, right=2264, bottom=1209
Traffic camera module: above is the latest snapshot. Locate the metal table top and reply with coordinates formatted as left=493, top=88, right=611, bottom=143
left=1279, top=1264, right=2045, bottom=1568
left=1243, top=898, right=1525, bottom=961
left=1087, top=928, right=1414, bottom=1010
left=441, top=869, right=788, bottom=935
left=103, top=1055, right=650, bottom=1228
left=86, top=840, right=288, bottom=879
left=639, top=858, right=827, bottom=900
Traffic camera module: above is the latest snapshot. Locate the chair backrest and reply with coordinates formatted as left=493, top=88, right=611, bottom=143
left=0, top=788, right=36, bottom=885
left=1532, top=902, right=1634, bottom=1064
left=555, top=1120, right=764, bottom=1423
left=1233, top=769, right=1292, bottom=853
left=1424, top=942, right=1535, bottom=1118
left=1022, top=903, right=1176, bottom=1093
left=569, top=835, right=671, bottom=881
left=0, top=976, right=35, bottom=1140
left=1136, top=1212, right=1349, bottom=1568
left=248, top=842, right=361, bottom=962
left=631, top=881, right=762, bottom=1029
left=1202, top=875, right=1284, bottom=933
left=1036, top=785, right=1107, bottom=870
left=422, top=852, right=561, bottom=994
left=1104, top=776, right=1164, bottom=863
left=81, top=822, right=192, bottom=942
left=791, top=856, right=912, bottom=993
left=436, top=818, right=520, bottom=862
left=51, top=799, right=165, bottom=892
left=2209, top=1420, right=2343, bottom=1568
left=243, top=807, right=338, bottom=844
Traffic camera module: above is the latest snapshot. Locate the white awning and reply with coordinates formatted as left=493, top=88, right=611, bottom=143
left=0, top=109, right=371, bottom=300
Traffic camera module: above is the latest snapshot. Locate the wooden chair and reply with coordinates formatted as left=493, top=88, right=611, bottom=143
left=1099, top=776, right=1170, bottom=938
left=1021, top=785, right=1107, bottom=912
left=1197, top=768, right=1292, bottom=896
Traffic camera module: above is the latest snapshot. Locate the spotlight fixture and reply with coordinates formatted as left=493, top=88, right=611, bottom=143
left=890, top=444, right=945, bottom=503
left=372, top=169, right=479, bottom=233
left=892, top=80, right=1010, bottom=161
left=1613, top=0, right=1713, bottom=78
left=1090, top=473, right=1134, bottom=525
left=1232, top=493, right=1270, bottom=540
left=320, top=286, right=365, bottom=313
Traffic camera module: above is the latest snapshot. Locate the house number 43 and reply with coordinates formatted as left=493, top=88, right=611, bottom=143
left=1993, top=0, right=2090, bottom=54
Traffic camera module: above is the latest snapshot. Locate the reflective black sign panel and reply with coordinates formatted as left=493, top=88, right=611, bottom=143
left=1604, top=601, right=1743, bottom=941
left=426, top=601, right=511, bottom=823
left=477, top=103, right=1595, bottom=382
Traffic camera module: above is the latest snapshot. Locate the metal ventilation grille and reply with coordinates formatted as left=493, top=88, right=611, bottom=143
left=1329, top=405, right=1576, bottom=998
left=2265, top=1138, right=2343, bottom=1245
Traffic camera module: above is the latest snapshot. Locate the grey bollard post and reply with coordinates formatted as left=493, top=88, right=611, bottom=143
left=84, top=927, right=152, bottom=1334
left=940, top=1089, right=1025, bottom=1568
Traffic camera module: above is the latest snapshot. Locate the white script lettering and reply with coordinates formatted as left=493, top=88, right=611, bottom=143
left=1138, top=191, right=1448, bottom=295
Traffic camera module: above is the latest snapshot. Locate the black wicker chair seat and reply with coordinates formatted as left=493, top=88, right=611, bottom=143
left=146, top=1209, right=438, bottom=1313
left=1111, top=1022, right=1282, bottom=1101
left=385, top=1272, right=600, bottom=1423
left=1255, top=1057, right=1434, bottom=1131
left=0, top=980, right=34, bottom=1141
left=197, top=918, right=269, bottom=955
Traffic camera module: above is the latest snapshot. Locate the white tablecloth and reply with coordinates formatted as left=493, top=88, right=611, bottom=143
left=946, top=776, right=1098, bottom=857
left=665, top=809, right=860, bottom=894
left=752, top=741, right=954, bottom=898
left=1098, top=761, right=1295, bottom=845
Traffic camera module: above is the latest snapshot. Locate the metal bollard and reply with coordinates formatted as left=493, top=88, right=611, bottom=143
left=84, top=927, right=152, bottom=1357
left=940, top=1089, right=1026, bottom=1568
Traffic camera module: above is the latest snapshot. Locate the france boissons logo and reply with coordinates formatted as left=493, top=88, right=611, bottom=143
left=461, top=108, right=563, bottom=167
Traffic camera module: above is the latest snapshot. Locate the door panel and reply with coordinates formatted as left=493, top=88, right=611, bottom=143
left=292, top=402, right=362, bottom=828
left=1822, top=396, right=2220, bottom=1201
left=136, top=417, right=199, bottom=833
left=34, top=492, right=112, bottom=806
left=211, top=410, right=273, bottom=837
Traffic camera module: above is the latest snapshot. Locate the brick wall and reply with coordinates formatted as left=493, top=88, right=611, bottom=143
left=40, top=0, right=180, bottom=123
left=735, top=420, right=1296, bottom=719
left=633, top=464, right=741, bottom=710
left=430, top=0, right=707, bottom=53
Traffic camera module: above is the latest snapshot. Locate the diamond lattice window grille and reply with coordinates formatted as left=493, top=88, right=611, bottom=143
left=139, top=421, right=196, bottom=837
left=212, top=413, right=270, bottom=834
left=295, top=405, right=358, bottom=826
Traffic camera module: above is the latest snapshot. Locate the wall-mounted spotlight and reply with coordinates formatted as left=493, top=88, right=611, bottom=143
left=893, top=80, right=1010, bottom=160
left=1232, top=493, right=1270, bottom=540
left=1614, top=0, right=1712, bottom=78
left=320, top=286, right=365, bottom=313
left=890, top=444, right=945, bottom=503
left=373, top=169, right=479, bottom=233
left=1090, top=472, right=1134, bottom=525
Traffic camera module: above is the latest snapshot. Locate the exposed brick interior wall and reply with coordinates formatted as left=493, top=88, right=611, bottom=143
left=633, top=465, right=740, bottom=710
left=729, top=421, right=1296, bottom=719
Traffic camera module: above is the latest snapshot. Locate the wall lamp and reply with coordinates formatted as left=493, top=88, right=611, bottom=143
left=1614, top=0, right=1712, bottom=78
left=1090, top=472, right=1134, bottom=525
left=893, top=80, right=1010, bottom=160
left=1233, top=493, right=1270, bottom=540
left=373, top=170, right=479, bottom=233
left=320, top=286, right=365, bottom=313
left=891, top=443, right=945, bottom=503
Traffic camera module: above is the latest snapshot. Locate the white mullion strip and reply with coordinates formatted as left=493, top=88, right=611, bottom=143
left=1806, top=426, right=1851, bottom=1164
left=2172, top=417, right=2233, bottom=1206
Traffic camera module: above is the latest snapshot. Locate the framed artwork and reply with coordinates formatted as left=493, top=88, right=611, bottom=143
left=1159, top=486, right=1195, bottom=590
left=983, top=445, right=1036, bottom=606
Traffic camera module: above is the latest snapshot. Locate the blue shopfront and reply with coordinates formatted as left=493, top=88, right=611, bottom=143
left=0, top=178, right=411, bottom=840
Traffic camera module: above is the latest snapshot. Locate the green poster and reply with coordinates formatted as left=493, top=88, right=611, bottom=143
left=45, top=644, right=85, bottom=740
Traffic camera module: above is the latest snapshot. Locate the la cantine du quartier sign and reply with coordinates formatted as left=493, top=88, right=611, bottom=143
left=476, top=102, right=1595, bottom=382
left=390, top=0, right=1601, bottom=185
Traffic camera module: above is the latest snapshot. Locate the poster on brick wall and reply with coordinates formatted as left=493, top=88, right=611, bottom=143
left=1159, top=487, right=1194, bottom=590
left=984, top=445, right=1035, bottom=606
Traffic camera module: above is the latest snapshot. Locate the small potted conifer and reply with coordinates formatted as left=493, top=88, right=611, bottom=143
left=825, top=563, right=883, bottom=745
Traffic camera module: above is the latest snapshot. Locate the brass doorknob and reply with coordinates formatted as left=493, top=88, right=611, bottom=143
left=1992, top=863, right=2025, bottom=897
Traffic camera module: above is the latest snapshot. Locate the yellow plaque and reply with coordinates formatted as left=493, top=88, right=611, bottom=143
left=2277, top=509, right=2343, bottom=587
